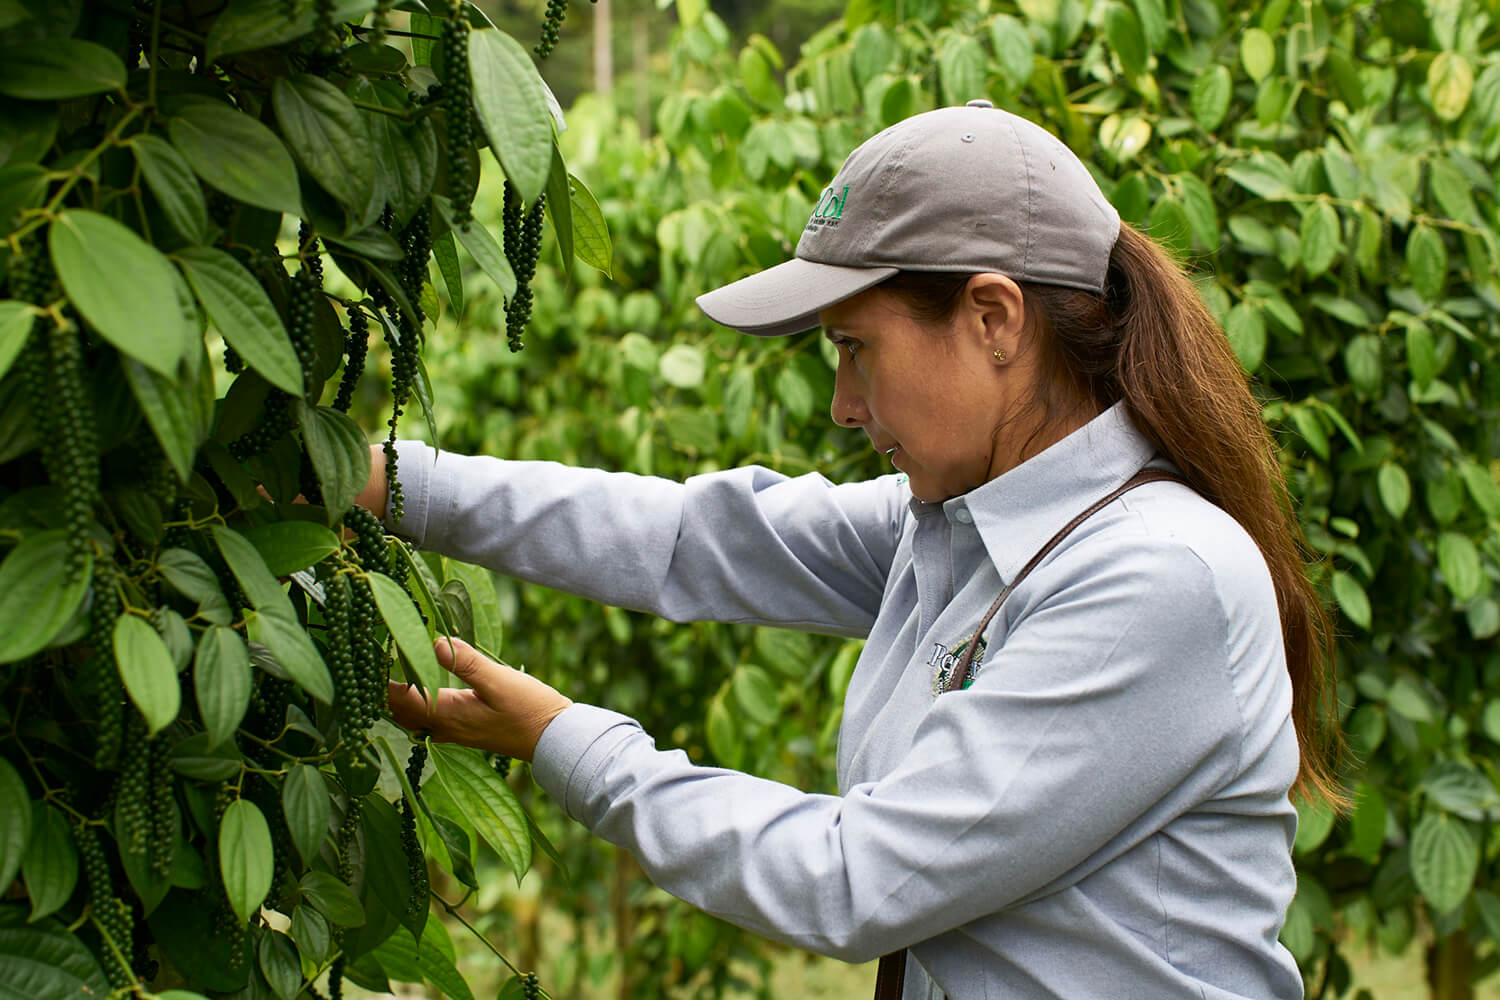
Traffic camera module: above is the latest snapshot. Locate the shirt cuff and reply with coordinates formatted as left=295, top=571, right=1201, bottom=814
left=531, top=703, right=644, bottom=823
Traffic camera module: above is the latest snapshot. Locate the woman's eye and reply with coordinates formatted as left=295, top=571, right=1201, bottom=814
left=841, top=340, right=860, bottom=358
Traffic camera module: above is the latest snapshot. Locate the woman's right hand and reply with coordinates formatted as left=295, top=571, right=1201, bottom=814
left=355, top=443, right=389, bottom=521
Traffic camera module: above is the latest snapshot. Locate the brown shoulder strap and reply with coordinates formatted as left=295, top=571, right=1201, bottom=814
left=873, top=467, right=1189, bottom=1000
left=942, top=467, right=1187, bottom=695
left=873, top=949, right=907, bottom=1000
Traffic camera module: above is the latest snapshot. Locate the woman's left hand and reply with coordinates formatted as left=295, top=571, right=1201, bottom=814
left=386, top=638, right=573, bottom=762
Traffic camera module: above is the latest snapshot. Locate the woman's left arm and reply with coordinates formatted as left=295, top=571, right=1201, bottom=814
left=398, top=537, right=1287, bottom=962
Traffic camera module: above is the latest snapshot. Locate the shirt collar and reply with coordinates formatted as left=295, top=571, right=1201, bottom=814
left=911, top=402, right=1157, bottom=584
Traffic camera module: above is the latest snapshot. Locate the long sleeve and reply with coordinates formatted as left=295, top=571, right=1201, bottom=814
left=387, top=441, right=907, bottom=636
left=530, top=535, right=1280, bottom=965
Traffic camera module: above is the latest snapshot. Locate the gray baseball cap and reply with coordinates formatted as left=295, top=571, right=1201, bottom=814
left=696, top=102, right=1121, bottom=337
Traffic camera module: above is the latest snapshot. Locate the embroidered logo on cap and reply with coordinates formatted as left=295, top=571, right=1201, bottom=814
left=806, top=184, right=850, bottom=232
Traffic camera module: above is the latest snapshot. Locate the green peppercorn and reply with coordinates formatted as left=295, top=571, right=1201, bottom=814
left=336, top=793, right=363, bottom=885
left=401, top=742, right=430, bottom=915
left=149, top=735, right=175, bottom=878
left=47, top=323, right=100, bottom=576
left=118, top=715, right=152, bottom=857
left=76, top=821, right=134, bottom=988
left=441, top=4, right=476, bottom=225
left=325, top=570, right=374, bottom=732
left=534, top=0, right=569, bottom=58
left=89, top=563, right=125, bottom=768
left=333, top=307, right=370, bottom=413
left=228, top=388, right=295, bottom=462
left=504, top=188, right=546, bottom=352
left=346, top=505, right=392, bottom=576
left=287, top=267, right=321, bottom=400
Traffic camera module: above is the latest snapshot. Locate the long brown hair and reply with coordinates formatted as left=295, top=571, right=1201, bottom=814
left=881, top=223, right=1345, bottom=808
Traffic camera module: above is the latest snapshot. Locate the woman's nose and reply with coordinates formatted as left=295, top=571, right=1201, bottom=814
left=829, top=363, right=867, bottom=428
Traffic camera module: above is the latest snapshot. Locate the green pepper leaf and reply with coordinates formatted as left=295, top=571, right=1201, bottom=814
left=169, top=98, right=301, bottom=217
left=0, top=530, right=92, bottom=664
left=468, top=28, right=553, bottom=205
left=219, top=799, right=274, bottom=927
left=176, top=247, right=303, bottom=396
left=50, top=210, right=191, bottom=376
left=0, top=39, right=125, bottom=99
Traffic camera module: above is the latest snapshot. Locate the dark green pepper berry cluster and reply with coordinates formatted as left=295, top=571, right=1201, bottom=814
left=504, top=186, right=546, bottom=352
left=351, top=575, right=388, bottom=713
left=299, top=221, right=324, bottom=285
left=48, top=324, right=100, bottom=576
left=325, top=571, right=381, bottom=732
left=336, top=793, right=363, bottom=885
left=534, top=0, right=568, bottom=58
left=88, top=564, right=125, bottom=768
left=13, top=249, right=98, bottom=574
left=346, top=505, right=392, bottom=575
left=16, top=329, right=57, bottom=471
left=228, top=388, right=294, bottom=462
left=117, top=715, right=152, bottom=856
left=332, top=307, right=370, bottom=414
left=288, top=268, right=321, bottom=401
left=441, top=3, right=475, bottom=225
left=149, top=735, right=175, bottom=878
left=521, top=972, right=541, bottom=1000
left=382, top=325, right=419, bottom=522
left=76, top=822, right=134, bottom=989
left=398, top=206, right=432, bottom=329
left=401, top=741, right=430, bottom=915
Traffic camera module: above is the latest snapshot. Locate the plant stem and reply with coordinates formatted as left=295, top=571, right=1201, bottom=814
left=350, top=26, right=441, bottom=40
left=350, top=99, right=415, bottom=121
left=8, top=107, right=144, bottom=246
left=435, top=891, right=521, bottom=977
left=89, top=911, right=144, bottom=994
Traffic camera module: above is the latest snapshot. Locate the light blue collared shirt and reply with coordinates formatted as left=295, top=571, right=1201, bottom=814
left=392, top=402, right=1302, bottom=999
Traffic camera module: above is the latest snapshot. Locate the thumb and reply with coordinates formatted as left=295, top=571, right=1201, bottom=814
left=434, top=637, right=500, bottom=695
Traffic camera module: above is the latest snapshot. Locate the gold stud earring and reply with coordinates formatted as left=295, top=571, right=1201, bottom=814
left=993, top=348, right=1007, bottom=363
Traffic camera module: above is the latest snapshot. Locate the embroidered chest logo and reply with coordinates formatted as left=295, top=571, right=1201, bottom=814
left=928, top=635, right=987, bottom=695
left=806, top=184, right=850, bottom=233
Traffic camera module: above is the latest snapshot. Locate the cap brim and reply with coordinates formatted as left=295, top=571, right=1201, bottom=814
left=695, top=258, right=899, bottom=337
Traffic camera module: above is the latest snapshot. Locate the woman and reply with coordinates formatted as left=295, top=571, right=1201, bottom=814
left=370, top=103, right=1341, bottom=999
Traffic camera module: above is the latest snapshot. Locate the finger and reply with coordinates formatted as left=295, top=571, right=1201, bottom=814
left=386, top=679, right=435, bottom=729
left=433, top=637, right=509, bottom=701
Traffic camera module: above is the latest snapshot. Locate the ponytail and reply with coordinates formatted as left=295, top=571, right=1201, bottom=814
left=1025, top=223, right=1345, bottom=808
left=881, top=222, right=1346, bottom=808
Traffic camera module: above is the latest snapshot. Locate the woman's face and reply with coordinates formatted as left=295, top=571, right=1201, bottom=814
left=819, top=277, right=1030, bottom=502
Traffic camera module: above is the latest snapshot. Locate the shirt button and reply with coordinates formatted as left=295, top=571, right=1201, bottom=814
left=966, top=99, right=995, bottom=108
left=952, top=508, right=973, bottom=524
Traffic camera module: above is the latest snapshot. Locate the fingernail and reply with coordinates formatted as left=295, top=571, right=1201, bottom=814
left=435, top=638, right=455, bottom=666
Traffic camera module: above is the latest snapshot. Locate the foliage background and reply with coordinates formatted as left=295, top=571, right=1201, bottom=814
left=413, top=0, right=1500, bottom=997
left=0, top=4, right=583, bottom=1000
left=0, top=0, right=1497, bottom=997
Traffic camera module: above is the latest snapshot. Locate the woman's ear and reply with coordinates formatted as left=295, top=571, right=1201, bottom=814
left=961, top=273, right=1027, bottom=359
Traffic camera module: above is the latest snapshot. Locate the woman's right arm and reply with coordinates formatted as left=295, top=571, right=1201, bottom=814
left=355, top=443, right=391, bottom=521
left=361, top=441, right=907, bottom=637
